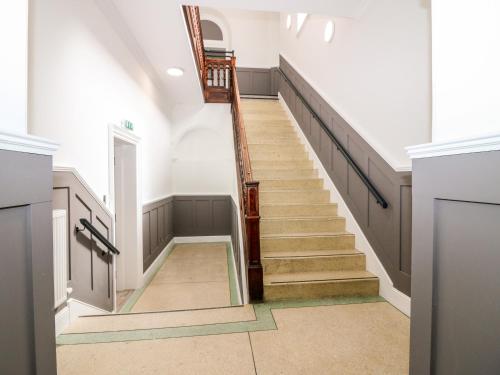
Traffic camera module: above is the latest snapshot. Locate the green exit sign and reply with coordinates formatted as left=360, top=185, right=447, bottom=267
left=122, top=120, right=134, bottom=131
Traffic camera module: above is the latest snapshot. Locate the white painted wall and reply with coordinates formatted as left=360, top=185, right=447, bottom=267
left=28, top=0, right=174, bottom=204
left=431, top=0, right=500, bottom=143
left=0, top=0, right=29, bottom=134
left=279, top=0, right=432, bottom=170
left=200, top=8, right=280, bottom=68
left=170, top=103, right=238, bottom=196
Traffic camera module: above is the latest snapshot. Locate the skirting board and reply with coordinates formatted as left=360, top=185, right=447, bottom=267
left=279, top=93, right=411, bottom=316
left=55, top=298, right=108, bottom=336
left=174, top=235, right=232, bottom=244
left=141, top=239, right=176, bottom=288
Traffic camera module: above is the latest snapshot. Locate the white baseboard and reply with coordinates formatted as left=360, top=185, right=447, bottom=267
left=174, top=235, right=232, bottom=244
left=279, top=93, right=411, bottom=316
left=54, top=306, right=70, bottom=336
left=141, top=239, right=176, bottom=287
left=55, top=298, right=108, bottom=336
left=227, top=240, right=243, bottom=305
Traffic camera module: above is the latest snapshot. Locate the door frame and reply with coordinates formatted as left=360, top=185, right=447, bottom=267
left=108, top=124, right=142, bottom=311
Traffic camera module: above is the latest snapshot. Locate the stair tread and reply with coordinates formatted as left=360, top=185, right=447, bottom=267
left=261, top=216, right=343, bottom=222
left=261, top=231, right=353, bottom=239
left=258, top=177, right=320, bottom=182
left=254, top=168, right=315, bottom=172
left=264, top=270, right=377, bottom=284
left=263, top=249, right=362, bottom=258
left=260, top=189, right=328, bottom=193
left=261, top=203, right=337, bottom=207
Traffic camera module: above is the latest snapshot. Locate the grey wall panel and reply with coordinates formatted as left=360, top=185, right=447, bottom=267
left=270, top=68, right=280, bottom=96
left=278, top=55, right=413, bottom=296
left=53, top=171, right=114, bottom=311
left=142, top=195, right=238, bottom=295
left=0, top=151, right=56, bottom=375
left=237, top=68, right=278, bottom=96
left=410, top=150, right=500, bottom=375
left=0, top=150, right=52, bottom=207
left=142, top=195, right=241, bottom=300
left=173, top=195, right=232, bottom=237
left=0, top=205, right=36, bottom=375
left=142, top=197, right=174, bottom=271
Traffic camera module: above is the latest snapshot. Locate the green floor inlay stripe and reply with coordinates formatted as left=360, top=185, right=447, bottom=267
left=57, top=296, right=384, bottom=345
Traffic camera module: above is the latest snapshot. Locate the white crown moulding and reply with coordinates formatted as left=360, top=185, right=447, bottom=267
left=0, top=130, right=59, bottom=156
left=406, top=133, right=500, bottom=159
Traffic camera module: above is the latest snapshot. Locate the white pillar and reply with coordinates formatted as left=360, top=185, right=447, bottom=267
left=0, top=0, right=29, bottom=134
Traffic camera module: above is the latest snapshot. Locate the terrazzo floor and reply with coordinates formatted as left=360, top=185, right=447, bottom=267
left=57, top=242, right=410, bottom=374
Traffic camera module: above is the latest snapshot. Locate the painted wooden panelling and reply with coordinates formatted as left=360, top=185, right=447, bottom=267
left=173, top=195, right=231, bottom=236
left=142, top=197, right=174, bottom=271
left=142, top=195, right=243, bottom=300
left=279, top=56, right=413, bottom=296
left=410, top=151, right=500, bottom=374
left=0, top=150, right=56, bottom=375
left=53, top=171, right=114, bottom=311
left=237, top=68, right=279, bottom=96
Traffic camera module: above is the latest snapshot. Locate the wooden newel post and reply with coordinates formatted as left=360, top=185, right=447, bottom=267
left=245, top=181, right=263, bottom=301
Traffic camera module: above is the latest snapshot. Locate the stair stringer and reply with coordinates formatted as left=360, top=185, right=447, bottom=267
left=279, top=94, right=411, bottom=316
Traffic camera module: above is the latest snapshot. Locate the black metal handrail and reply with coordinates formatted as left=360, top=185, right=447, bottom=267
left=277, top=68, right=389, bottom=209
left=76, top=218, right=120, bottom=255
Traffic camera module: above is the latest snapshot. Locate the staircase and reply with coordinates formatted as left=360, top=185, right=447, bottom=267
left=242, top=99, right=379, bottom=301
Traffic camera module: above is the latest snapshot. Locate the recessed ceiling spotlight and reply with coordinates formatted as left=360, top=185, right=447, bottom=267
left=324, top=21, right=335, bottom=42
left=286, top=14, right=292, bottom=29
left=167, top=67, right=184, bottom=77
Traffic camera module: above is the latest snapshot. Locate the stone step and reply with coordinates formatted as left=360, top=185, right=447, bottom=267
left=260, top=203, right=338, bottom=218
left=263, top=270, right=379, bottom=301
left=251, top=160, right=313, bottom=169
left=246, top=137, right=299, bottom=145
left=241, top=102, right=282, bottom=109
left=253, top=169, right=317, bottom=179
left=243, top=114, right=289, bottom=121
left=261, top=216, right=345, bottom=235
left=245, top=119, right=292, bottom=128
left=250, top=150, right=309, bottom=161
left=62, top=305, right=255, bottom=334
left=246, top=128, right=297, bottom=137
left=262, top=250, right=366, bottom=274
left=263, top=248, right=360, bottom=258
left=246, top=124, right=293, bottom=132
left=261, top=232, right=355, bottom=252
left=260, top=189, right=330, bottom=204
left=247, top=137, right=301, bottom=146
left=259, top=178, right=324, bottom=191
left=248, top=144, right=305, bottom=154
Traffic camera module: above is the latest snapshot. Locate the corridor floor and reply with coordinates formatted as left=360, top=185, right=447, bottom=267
left=125, top=242, right=236, bottom=313
left=57, top=242, right=410, bottom=374
left=57, top=301, right=409, bottom=374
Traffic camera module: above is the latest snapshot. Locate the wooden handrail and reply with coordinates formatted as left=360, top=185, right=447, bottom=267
left=230, top=58, right=263, bottom=301
left=183, top=6, right=205, bottom=85
left=183, top=6, right=263, bottom=301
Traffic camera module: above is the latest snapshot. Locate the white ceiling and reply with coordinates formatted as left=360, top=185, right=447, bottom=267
left=189, top=0, right=370, bottom=17
left=98, top=0, right=205, bottom=110
left=97, top=0, right=370, bottom=112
